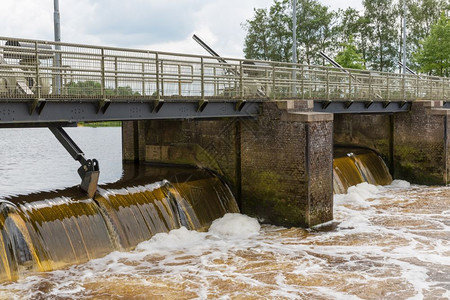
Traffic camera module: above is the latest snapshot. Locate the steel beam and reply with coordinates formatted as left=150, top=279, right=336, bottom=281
left=313, top=100, right=411, bottom=114
left=0, top=100, right=261, bottom=126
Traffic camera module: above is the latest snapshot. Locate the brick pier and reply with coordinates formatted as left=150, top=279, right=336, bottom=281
left=122, top=100, right=334, bottom=227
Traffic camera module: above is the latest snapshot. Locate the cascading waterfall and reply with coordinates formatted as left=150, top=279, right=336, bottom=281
left=0, top=149, right=392, bottom=282
left=0, top=166, right=238, bottom=282
left=333, top=148, right=392, bottom=194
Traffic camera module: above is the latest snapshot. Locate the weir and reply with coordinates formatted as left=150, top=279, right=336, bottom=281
left=0, top=150, right=391, bottom=282
left=0, top=165, right=238, bottom=282
left=333, top=148, right=392, bottom=194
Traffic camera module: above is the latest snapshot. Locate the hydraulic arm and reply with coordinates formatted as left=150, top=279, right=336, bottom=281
left=192, top=34, right=266, bottom=97
left=49, top=126, right=99, bottom=198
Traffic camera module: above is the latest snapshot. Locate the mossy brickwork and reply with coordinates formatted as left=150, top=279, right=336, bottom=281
left=393, top=102, right=449, bottom=184
left=127, top=118, right=240, bottom=196
left=122, top=100, right=334, bottom=228
left=240, top=102, right=333, bottom=227
left=334, top=114, right=392, bottom=169
left=333, top=101, right=450, bottom=185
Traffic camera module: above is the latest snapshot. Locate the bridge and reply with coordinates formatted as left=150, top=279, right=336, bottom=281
left=2, top=36, right=450, bottom=228
left=1, top=36, right=449, bottom=125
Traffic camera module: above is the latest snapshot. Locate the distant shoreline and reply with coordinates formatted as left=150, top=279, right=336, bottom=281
left=78, top=121, right=122, bottom=127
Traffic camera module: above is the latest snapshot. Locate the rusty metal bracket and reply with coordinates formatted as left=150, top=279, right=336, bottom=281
left=365, top=100, right=374, bottom=109
left=152, top=98, right=164, bottom=113
left=322, top=100, right=332, bottom=110
left=345, top=100, right=354, bottom=109
left=97, top=98, right=111, bottom=114
left=197, top=99, right=208, bottom=112
left=29, top=98, right=46, bottom=115
left=235, top=100, right=247, bottom=112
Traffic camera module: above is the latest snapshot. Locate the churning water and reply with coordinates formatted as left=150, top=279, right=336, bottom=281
left=0, top=128, right=448, bottom=299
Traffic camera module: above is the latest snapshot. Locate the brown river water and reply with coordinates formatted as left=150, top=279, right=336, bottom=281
left=0, top=127, right=448, bottom=299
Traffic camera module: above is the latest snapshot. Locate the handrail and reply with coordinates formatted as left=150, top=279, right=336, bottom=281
left=0, top=36, right=448, bottom=102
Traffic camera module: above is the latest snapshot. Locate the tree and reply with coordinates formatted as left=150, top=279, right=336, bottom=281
left=335, top=8, right=371, bottom=68
left=243, top=0, right=337, bottom=64
left=243, top=8, right=271, bottom=60
left=363, top=0, right=399, bottom=72
left=243, top=1, right=292, bottom=62
left=405, top=0, right=449, bottom=71
left=242, top=0, right=450, bottom=76
left=335, top=36, right=366, bottom=69
left=66, top=81, right=141, bottom=96
left=414, top=12, right=450, bottom=76
left=267, top=0, right=292, bottom=62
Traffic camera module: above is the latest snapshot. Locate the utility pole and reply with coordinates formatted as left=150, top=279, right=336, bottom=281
left=54, top=0, right=62, bottom=94
left=402, top=0, right=407, bottom=74
left=292, top=0, right=297, bottom=96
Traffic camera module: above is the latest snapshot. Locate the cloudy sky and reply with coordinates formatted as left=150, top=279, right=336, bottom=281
left=1, top=0, right=363, bottom=58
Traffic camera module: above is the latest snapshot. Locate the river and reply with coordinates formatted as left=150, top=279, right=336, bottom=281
left=0, top=127, right=448, bottom=299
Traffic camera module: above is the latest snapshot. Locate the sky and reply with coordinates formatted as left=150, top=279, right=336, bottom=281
left=1, top=0, right=363, bottom=58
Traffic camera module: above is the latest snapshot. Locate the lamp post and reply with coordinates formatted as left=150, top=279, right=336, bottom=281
left=54, top=0, right=62, bottom=94
left=292, top=0, right=297, bottom=97
left=402, top=0, right=407, bottom=74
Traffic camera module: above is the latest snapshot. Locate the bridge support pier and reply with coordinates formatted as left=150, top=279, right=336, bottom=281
left=122, top=100, right=334, bottom=227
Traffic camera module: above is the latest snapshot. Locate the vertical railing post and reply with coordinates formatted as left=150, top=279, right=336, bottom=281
left=272, top=64, right=276, bottom=100
left=34, top=42, right=41, bottom=99
left=442, top=78, right=445, bottom=101
left=239, top=60, right=244, bottom=100
left=200, top=57, right=205, bottom=101
left=301, top=65, right=304, bottom=99
left=326, top=68, right=330, bottom=100
left=416, top=76, right=419, bottom=99
left=100, top=48, right=105, bottom=99
left=430, top=77, right=433, bottom=99
left=292, top=63, right=297, bottom=98
left=160, top=59, right=164, bottom=98
left=142, top=62, right=145, bottom=96
left=114, top=57, right=118, bottom=96
left=402, top=73, right=406, bottom=100
left=386, top=73, right=390, bottom=101
left=348, top=72, right=352, bottom=100
left=155, top=53, right=160, bottom=101
left=179, top=64, right=182, bottom=96
left=54, top=43, right=62, bottom=95
left=368, top=72, right=372, bottom=101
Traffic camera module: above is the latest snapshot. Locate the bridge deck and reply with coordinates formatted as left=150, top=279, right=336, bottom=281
left=0, top=36, right=448, bottom=125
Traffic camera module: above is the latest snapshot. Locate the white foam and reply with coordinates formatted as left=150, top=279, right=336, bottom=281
left=98, top=180, right=168, bottom=197
left=136, top=226, right=206, bottom=252
left=208, top=213, right=261, bottom=238
left=388, top=179, right=411, bottom=189
left=337, top=213, right=370, bottom=229
left=334, top=182, right=381, bottom=208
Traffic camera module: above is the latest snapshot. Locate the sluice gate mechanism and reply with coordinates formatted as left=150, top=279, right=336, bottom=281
left=49, top=126, right=100, bottom=198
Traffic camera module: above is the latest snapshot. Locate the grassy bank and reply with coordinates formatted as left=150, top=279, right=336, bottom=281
left=78, top=121, right=122, bottom=127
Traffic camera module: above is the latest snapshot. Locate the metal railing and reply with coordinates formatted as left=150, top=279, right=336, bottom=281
left=0, top=36, right=449, bottom=102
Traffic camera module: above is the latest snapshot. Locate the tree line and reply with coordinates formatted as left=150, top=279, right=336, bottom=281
left=243, top=0, right=450, bottom=76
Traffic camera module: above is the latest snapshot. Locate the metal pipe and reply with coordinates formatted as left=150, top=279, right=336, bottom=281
left=402, top=0, right=407, bottom=74
left=292, top=0, right=297, bottom=96
left=54, top=0, right=61, bottom=43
